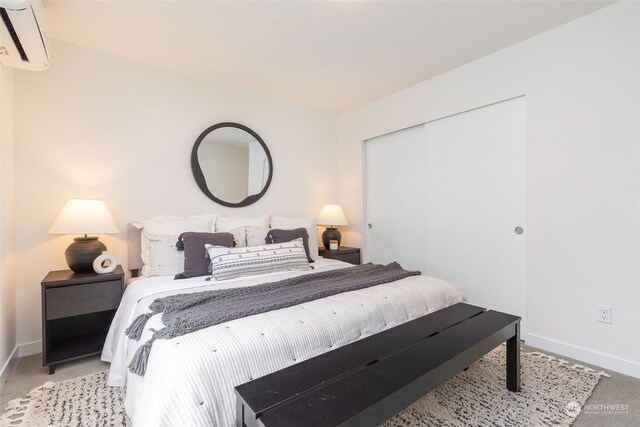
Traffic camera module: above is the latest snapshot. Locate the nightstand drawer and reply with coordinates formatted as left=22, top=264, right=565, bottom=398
left=338, top=252, right=360, bottom=265
left=319, top=247, right=361, bottom=265
left=45, top=280, right=122, bottom=320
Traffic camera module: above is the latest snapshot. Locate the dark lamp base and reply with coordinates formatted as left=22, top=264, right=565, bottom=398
left=322, top=227, right=342, bottom=249
left=65, top=236, right=107, bottom=273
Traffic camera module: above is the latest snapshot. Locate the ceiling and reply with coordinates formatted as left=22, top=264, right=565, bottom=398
left=42, top=0, right=615, bottom=114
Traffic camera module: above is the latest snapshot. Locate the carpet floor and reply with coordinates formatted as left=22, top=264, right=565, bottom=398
left=1, top=345, right=626, bottom=427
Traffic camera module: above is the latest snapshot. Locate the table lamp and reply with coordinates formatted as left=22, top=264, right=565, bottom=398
left=317, top=204, right=348, bottom=249
left=49, top=199, right=119, bottom=273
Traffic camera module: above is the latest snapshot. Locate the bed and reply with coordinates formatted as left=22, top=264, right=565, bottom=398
left=101, top=220, right=465, bottom=426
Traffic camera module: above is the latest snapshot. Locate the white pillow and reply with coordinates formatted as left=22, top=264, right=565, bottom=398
left=132, top=214, right=216, bottom=276
left=131, top=214, right=216, bottom=233
left=246, top=226, right=270, bottom=247
left=227, top=226, right=248, bottom=248
left=215, top=215, right=270, bottom=232
left=270, top=216, right=319, bottom=261
left=142, top=232, right=184, bottom=277
left=205, top=239, right=310, bottom=280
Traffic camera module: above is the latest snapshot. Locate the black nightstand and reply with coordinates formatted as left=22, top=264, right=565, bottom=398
left=41, top=265, right=124, bottom=374
left=318, top=246, right=361, bottom=265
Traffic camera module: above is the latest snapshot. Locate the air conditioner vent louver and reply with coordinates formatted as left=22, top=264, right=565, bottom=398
left=0, top=7, right=28, bottom=62
left=0, top=0, right=49, bottom=70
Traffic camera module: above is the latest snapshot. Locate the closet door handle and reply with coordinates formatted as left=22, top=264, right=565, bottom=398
left=514, top=226, right=524, bottom=235
left=368, top=223, right=373, bottom=229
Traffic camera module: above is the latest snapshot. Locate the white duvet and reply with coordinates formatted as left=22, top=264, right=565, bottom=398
left=102, top=259, right=465, bottom=427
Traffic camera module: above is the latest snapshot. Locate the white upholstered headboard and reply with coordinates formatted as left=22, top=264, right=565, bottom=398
left=127, top=223, right=144, bottom=275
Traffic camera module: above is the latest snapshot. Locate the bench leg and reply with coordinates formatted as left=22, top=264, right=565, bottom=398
left=506, top=322, right=521, bottom=392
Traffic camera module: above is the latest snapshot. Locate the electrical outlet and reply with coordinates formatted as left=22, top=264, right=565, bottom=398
left=597, top=304, right=612, bottom=324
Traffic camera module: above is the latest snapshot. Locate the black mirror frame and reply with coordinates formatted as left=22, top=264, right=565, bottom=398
left=191, top=122, right=273, bottom=208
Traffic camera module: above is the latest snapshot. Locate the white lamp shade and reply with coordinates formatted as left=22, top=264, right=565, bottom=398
left=317, top=204, right=348, bottom=227
left=49, top=199, right=119, bottom=235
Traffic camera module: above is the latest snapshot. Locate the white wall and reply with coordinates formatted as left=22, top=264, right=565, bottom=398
left=0, top=65, right=16, bottom=381
left=338, top=1, right=640, bottom=376
left=13, top=40, right=338, bottom=349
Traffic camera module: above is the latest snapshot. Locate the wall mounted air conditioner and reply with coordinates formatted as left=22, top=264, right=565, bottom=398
left=0, top=0, right=49, bottom=70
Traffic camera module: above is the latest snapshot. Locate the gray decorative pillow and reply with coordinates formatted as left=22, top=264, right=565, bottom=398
left=174, top=232, right=235, bottom=279
left=266, top=228, right=313, bottom=263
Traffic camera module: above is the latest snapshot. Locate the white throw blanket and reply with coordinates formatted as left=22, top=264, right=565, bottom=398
left=102, top=259, right=465, bottom=427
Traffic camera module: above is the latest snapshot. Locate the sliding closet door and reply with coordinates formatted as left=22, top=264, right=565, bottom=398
left=422, top=97, right=526, bottom=325
left=365, top=97, right=526, bottom=328
left=365, top=124, right=427, bottom=271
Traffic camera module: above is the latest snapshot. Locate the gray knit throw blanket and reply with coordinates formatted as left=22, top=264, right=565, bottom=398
left=126, top=262, right=420, bottom=376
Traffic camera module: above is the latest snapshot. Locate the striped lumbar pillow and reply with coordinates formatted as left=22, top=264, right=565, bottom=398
left=205, top=239, right=310, bottom=280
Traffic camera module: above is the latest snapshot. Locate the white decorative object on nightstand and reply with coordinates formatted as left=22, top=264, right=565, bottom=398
left=93, top=251, right=117, bottom=274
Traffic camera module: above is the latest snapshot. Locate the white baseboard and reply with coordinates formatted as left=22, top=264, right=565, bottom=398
left=17, top=340, right=41, bottom=358
left=525, top=333, right=640, bottom=379
left=0, top=342, right=41, bottom=393
left=0, top=346, right=18, bottom=391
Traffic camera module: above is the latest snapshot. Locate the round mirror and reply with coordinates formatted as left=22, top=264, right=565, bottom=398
left=191, top=123, right=273, bottom=207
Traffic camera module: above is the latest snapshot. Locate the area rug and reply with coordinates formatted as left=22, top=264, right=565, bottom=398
left=0, top=346, right=608, bottom=427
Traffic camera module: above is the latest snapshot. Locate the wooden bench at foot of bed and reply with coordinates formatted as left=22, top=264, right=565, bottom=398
left=235, top=302, right=521, bottom=427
